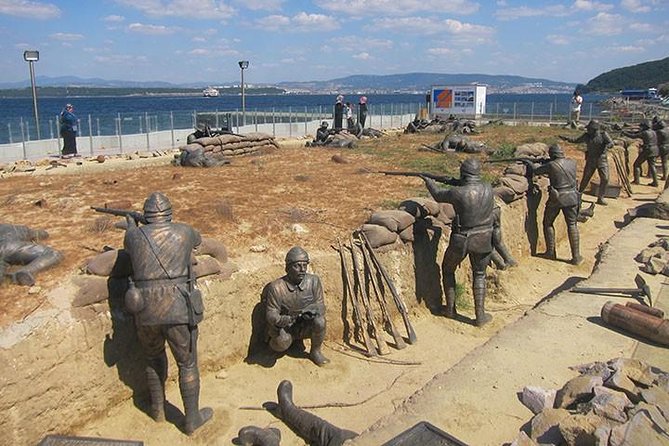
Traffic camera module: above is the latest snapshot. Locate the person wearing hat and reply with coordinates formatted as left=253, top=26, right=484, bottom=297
left=560, top=119, right=613, bottom=205
left=624, top=119, right=659, bottom=187
left=262, top=246, right=329, bottom=366
left=358, top=96, right=368, bottom=129
left=333, top=95, right=344, bottom=132
left=123, top=192, right=213, bottom=435
left=59, top=103, right=78, bottom=157
left=420, top=158, right=495, bottom=327
left=529, top=144, right=583, bottom=265
left=653, top=116, right=669, bottom=181
left=315, top=121, right=332, bottom=144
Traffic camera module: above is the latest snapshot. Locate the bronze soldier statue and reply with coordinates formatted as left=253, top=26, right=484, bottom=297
left=262, top=247, right=330, bottom=366
left=654, top=116, right=669, bottom=181
left=624, top=119, right=659, bottom=186
left=530, top=144, right=583, bottom=265
left=0, top=223, right=63, bottom=286
left=123, top=192, right=212, bottom=435
left=421, top=158, right=495, bottom=326
left=560, top=119, right=613, bottom=205
left=490, top=203, right=517, bottom=270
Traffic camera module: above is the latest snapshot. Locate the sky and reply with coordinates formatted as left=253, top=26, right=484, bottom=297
left=0, top=0, right=667, bottom=86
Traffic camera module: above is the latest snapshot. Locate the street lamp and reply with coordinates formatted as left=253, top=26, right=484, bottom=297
left=238, top=60, right=249, bottom=126
left=23, top=50, right=40, bottom=140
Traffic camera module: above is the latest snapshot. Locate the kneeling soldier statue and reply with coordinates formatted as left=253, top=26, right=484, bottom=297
left=123, top=192, right=212, bottom=435
left=421, top=158, right=495, bottom=327
left=262, top=247, right=330, bottom=366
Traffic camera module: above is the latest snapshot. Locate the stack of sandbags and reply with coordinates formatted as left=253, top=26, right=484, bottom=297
left=361, top=209, right=415, bottom=249
left=180, top=132, right=278, bottom=159
left=515, top=142, right=549, bottom=158
left=510, top=358, right=669, bottom=446
left=494, top=162, right=530, bottom=204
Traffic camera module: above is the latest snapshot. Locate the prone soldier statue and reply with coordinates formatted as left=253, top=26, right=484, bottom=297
left=262, top=247, right=330, bottom=366
left=624, top=119, right=659, bottom=187
left=0, top=223, right=63, bottom=286
left=529, top=144, right=583, bottom=265
left=421, top=158, right=494, bottom=326
left=560, top=119, right=613, bottom=205
left=122, top=192, right=212, bottom=435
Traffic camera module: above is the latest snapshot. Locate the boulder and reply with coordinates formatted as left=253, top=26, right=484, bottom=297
left=554, top=375, right=603, bottom=409
left=558, top=412, right=609, bottom=446
left=520, top=386, right=557, bottom=415
left=590, top=386, right=634, bottom=423
left=529, top=408, right=570, bottom=444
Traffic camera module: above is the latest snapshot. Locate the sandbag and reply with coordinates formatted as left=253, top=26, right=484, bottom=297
left=516, top=142, right=548, bottom=158
left=194, top=237, right=228, bottom=264
left=500, top=173, right=529, bottom=194
left=193, top=256, right=222, bottom=277
left=398, top=197, right=441, bottom=218
left=85, top=249, right=132, bottom=277
left=494, top=185, right=519, bottom=204
left=181, top=143, right=203, bottom=153
left=504, top=163, right=527, bottom=176
left=437, top=203, right=456, bottom=224
left=398, top=225, right=414, bottom=242
left=218, top=134, right=243, bottom=145
left=367, top=210, right=415, bottom=232
left=194, top=136, right=221, bottom=147
left=360, top=223, right=399, bottom=248
left=243, top=132, right=273, bottom=142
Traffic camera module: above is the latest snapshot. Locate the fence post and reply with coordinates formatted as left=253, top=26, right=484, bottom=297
left=255, top=109, right=258, bottom=132
left=117, top=113, right=123, bottom=154
left=170, top=111, right=175, bottom=149
left=20, top=119, right=27, bottom=160
left=513, top=103, right=517, bottom=121
left=215, top=109, right=219, bottom=128
left=88, top=114, right=93, bottom=155
left=304, top=106, right=308, bottom=135
left=549, top=103, right=553, bottom=124
left=272, top=107, right=276, bottom=136
left=7, top=123, right=12, bottom=144
left=530, top=102, right=534, bottom=123
left=56, top=115, right=61, bottom=150
left=145, top=112, right=150, bottom=150
left=289, top=106, right=292, bottom=137
left=96, top=118, right=100, bottom=136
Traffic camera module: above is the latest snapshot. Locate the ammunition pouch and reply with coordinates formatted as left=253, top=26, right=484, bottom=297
left=549, top=187, right=579, bottom=208
left=182, top=285, right=204, bottom=328
left=448, top=232, right=468, bottom=258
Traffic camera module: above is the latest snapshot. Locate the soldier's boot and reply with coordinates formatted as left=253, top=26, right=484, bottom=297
left=649, top=162, right=659, bottom=186
left=277, top=380, right=357, bottom=445
left=308, top=316, right=330, bottom=366
left=237, top=426, right=282, bottom=446
left=9, top=249, right=63, bottom=286
left=146, top=352, right=168, bottom=422
left=542, top=226, right=557, bottom=260
left=443, top=273, right=458, bottom=319
left=662, top=156, right=668, bottom=181
left=473, top=278, right=492, bottom=327
left=597, top=178, right=608, bottom=205
left=633, top=166, right=641, bottom=185
left=568, top=225, right=583, bottom=265
left=179, top=366, right=213, bottom=435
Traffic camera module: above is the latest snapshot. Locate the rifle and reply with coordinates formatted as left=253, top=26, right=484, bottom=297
left=91, top=206, right=147, bottom=224
left=485, top=157, right=550, bottom=165
left=379, top=171, right=459, bottom=186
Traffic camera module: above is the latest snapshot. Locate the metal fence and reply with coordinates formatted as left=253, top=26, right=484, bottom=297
left=0, top=99, right=657, bottom=163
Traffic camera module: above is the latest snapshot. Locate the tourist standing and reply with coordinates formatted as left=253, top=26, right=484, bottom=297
left=333, top=95, right=344, bottom=132
left=59, top=103, right=78, bottom=157
left=358, top=96, right=368, bottom=128
left=568, top=91, right=583, bottom=128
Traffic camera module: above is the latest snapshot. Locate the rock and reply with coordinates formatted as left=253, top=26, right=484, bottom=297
left=96, top=155, right=106, bottom=163
left=509, top=431, right=537, bottom=446
left=589, top=386, right=634, bottom=423
left=529, top=408, right=570, bottom=444
left=640, top=386, right=669, bottom=415
left=172, top=173, right=182, bottom=180
left=291, top=223, right=309, bottom=234
left=331, top=154, right=349, bottom=164
left=520, top=386, right=557, bottom=415
left=644, top=256, right=668, bottom=275
left=34, top=198, right=48, bottom=208
left=28, top=286, right=41, bottom=294
left=593, top=426, right=612, bottom=445
left=609, top=407, right=669, bottom=446
left=608, top=358, right=657, bottom=388
left=636, top=246, right=666, bottom=264
left=558, top=412, right=607, bottom=446
left=570, top=361, right=613, bottom=382
left=555, top=375, right=603, bottom=409
left=215, top=369, right=228, bottom=379
left=250, top=245, right=268, bottom=253
left=605, top=370, right=640, bottom=402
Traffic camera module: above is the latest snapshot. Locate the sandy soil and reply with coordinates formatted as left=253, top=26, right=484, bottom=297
left=0, top=124, right=659, bottom=445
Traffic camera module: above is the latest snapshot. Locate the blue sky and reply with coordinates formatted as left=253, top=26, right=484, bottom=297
left=0, top=0, right=667, bottom=85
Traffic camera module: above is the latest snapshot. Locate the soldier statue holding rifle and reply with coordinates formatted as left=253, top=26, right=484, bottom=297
left=122, top=192, right=212, bottom=435
left=420, top=158, right=495, bottom=327
left=262, top=246, right=330, bottom=366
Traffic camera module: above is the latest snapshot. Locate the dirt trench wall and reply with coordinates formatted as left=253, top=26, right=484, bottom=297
left=0, top=191, right=559, bottom=445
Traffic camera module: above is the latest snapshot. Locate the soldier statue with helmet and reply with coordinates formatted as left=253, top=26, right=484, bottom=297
left=653, top=116, right=669, bottom=181
left=528, top=144, right=583, bottom=265
left=123, top=192, right=212, bottom=435
left=560, top=119, right=613, bottom=205
left=624, top=119, right=659, bottom=187
left=420, top=158, right=495, bottom=327
left=262, top=246, right=330, bottom=366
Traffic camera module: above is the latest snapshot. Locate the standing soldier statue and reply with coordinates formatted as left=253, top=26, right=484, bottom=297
left=421, top=158, right=495, bottom=327
left=560, top=120, right=613, bottom=205
left=624, top=119, right=659, bottom=187
left=123, top=192, right=212, bottom=435
left=262, top=247, right=330, bottom=366
left=653, top=116, right=669, bottom=181
left=529, top=144, right=583, bottom=265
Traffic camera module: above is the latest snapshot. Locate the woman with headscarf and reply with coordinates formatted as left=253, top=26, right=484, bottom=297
left=358, top=96, right=368, bottom=128
left=333, top=95, right=344, bottom=132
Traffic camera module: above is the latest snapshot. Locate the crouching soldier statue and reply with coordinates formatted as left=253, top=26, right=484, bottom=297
left=421, top=158, right=495, bottom=327
left=123, top=192, right=212, bottom=435
left=262, top=247, right=330, bottom=366
left=0, top=223, right=63, bottom=286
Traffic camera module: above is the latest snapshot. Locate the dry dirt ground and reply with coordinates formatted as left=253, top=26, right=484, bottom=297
left=0, top=124, right=661, bottom=445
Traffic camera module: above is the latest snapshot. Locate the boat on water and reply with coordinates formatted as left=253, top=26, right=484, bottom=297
left=203, top=86, right=220, bottom=97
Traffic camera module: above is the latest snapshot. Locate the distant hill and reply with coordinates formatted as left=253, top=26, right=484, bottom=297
left=278, top=72, right=575, bottom=94
left=585, top=57, right=669, bottom=92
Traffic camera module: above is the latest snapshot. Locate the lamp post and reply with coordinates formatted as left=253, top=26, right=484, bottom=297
left=238, top=60, right=249, bottom=126
left=23, top=50, right=40, bottom=140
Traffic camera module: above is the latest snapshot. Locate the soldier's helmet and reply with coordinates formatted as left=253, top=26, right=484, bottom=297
left=586, top=120, right=600, bottom=131
left=143, top=192, right=173, bottom=223
left=549, top=144, right=565, bottom=159
left=320, top=121, right=329, bottom=128
left=460, top=158, right=481, bottom=177
left=639, top=119, right=651, bottom=130
left=285, top=246, right=309, bottom=265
